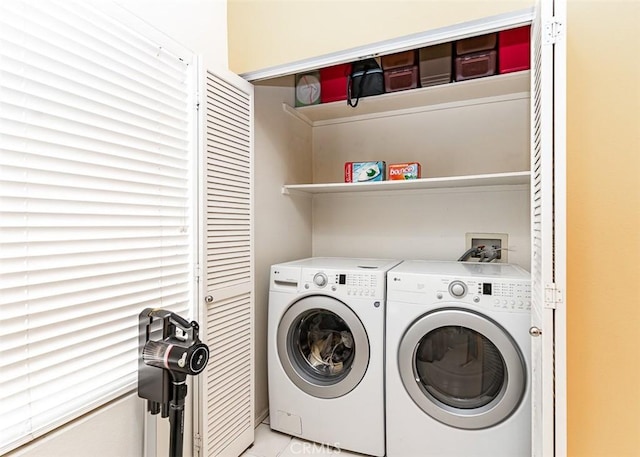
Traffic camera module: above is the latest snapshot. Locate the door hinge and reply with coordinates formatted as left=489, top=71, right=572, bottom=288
left=544, top=18, right=564, bottom=45
left=194, top=432, right=202, bottom=454
left=544, top=283, right=562, bottom=309
left=195, top=263, right=201, bottom=284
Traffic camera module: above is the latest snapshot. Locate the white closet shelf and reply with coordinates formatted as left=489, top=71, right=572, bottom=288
left=290, top=71, right=530, bottom=125
left=282, top=171, right=531, bottom=195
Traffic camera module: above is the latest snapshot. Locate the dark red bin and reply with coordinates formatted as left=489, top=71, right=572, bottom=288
left=384, top=66, right=419, bottom=92
left=455, top=50, right=497, bottom=81
left=456, top=33, right=497, bottom=55
left=498, top=26, right=531, bottom=74
left=320, top=63, right=352, bottom=103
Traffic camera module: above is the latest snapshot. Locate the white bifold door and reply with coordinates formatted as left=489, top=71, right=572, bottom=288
left=196, top=67, right=255, bottom=457
left=530, top=0, right=567, bottom=455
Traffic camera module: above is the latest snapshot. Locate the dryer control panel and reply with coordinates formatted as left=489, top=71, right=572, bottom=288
left=435, top=277, right=532, bottom=312
left=389, top=273, right=531, bottom=312
left=386, top=260, right=532, bottom=312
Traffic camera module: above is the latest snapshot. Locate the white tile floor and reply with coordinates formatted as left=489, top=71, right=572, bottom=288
left=240, top=418, right=366, bottom=457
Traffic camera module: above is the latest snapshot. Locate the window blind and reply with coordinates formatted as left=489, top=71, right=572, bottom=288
left=0, top=1, right=197, bottom=452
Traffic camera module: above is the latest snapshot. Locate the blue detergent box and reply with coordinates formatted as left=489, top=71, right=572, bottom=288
left=344, top=161, right=386, bottom=183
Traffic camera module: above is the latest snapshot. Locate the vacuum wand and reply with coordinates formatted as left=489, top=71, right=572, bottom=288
left=169, top=381, right=187, bottom=457
left=138, top=308, right=210, bottom=457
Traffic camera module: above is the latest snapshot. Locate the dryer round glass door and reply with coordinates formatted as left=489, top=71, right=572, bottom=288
left=398, top=308, right=526, bottom=429
left=277, top=295, right=369, bottom=399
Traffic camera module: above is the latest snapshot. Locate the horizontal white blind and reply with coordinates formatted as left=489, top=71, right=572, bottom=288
left=0, top=1, right=196, bottom=452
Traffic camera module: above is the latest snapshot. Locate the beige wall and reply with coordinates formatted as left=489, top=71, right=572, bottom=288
left=566, top=1, right=640, bottom=456
left=253, top=78, right=314, bottom=421
left=228, top=0, right=533, bottom=74
left=230, top=0, right=640, bottom=455
left=119, top=0, right=228, bottom=72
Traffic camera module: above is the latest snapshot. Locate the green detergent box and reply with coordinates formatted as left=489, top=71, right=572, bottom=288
left=344, top=161, right=386, bottom=183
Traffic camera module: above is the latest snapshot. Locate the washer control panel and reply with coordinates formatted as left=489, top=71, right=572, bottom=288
left=313, top=272, right=328, bottom=287
left=302, top=269, right=384, bottom=299
left=448, top=280, right=467, bottom=298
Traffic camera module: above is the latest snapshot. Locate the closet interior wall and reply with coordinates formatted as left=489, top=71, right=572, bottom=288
left=253, top=76, right=313, bottom=421
left=252, top=32, right=534, bottom=427
left=311, top=97, right=531, bottom=265
left=252, top=79, right=534, bottom=296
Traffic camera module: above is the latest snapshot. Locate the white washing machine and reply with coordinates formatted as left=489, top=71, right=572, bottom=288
left=268, top=257, right=401, bottom=457
left=386, top=260, right=531, bottom=457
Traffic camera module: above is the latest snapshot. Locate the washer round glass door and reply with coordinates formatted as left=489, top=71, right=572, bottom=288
left=398, top=308, right=526, bottom=429
left=277, top=295, right=369, bottom=399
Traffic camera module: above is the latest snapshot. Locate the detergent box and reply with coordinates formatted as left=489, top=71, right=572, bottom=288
left=344, top=161, right=386, bottom=183
left=388, top=162, right=421, bottom=180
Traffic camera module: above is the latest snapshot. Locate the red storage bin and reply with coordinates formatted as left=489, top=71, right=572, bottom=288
left=320, top=63, right=351, bottom=103
left=455, top=50, right=497, bottom=81
left=499, top=26, right=531, bottom=74
left=384, top=66, right=419, bottom=92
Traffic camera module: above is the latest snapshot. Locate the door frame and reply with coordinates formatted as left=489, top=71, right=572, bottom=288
left=530, top=0, right=567, bottom=455
left=237, top=5, right=566, bottom=455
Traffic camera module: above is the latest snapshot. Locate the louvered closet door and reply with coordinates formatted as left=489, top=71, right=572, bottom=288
left=200, top=68, right=254, bottom=457
left=530, top=0, right=566, bottom=455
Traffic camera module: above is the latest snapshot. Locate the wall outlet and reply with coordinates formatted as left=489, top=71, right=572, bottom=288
left=465, top=233, right=508, bottom=263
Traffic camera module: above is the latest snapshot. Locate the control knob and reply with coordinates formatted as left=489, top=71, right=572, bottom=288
left=313, top=272, right=328, bottom=288
left=449, top=280, right=467, bottom=298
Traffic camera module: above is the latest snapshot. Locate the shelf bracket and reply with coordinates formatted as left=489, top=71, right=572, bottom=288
left=282, top=103, right=313, bottom=126
left=281, top=186, right=312, bottom=197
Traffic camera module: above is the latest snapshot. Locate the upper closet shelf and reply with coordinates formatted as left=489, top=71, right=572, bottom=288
left=282, top=171, right=531, bottom=195
left=286, top=71, right=530, bottom=126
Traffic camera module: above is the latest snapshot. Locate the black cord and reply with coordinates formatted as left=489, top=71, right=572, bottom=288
left=458, top=246, right=482, bottom=261
left=459, top=245, right=503, bottom=262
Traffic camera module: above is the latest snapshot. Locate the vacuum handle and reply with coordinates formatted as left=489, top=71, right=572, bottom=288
left=147, top=309, right=193, bottom=332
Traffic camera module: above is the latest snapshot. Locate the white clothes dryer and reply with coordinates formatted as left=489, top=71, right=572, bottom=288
left=268, top=257, right=401, bottom=457
left=386, top=260, right=532, bottom=457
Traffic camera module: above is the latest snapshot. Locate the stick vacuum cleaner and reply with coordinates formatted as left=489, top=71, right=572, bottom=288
left=138, top=308, right=210, bottom=457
